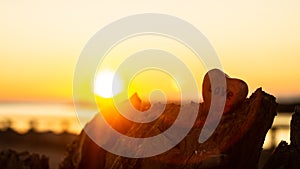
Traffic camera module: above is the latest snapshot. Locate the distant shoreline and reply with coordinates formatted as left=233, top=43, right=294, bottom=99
left=277, top=103, right=300, bottom=112
left=0, top=128, right=77, bottom=147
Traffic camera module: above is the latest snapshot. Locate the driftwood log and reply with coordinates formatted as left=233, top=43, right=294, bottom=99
left=60, top=88, right=277, bottom=169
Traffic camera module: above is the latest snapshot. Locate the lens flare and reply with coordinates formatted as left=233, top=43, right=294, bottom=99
left=94, top=71, right=123, bottom=98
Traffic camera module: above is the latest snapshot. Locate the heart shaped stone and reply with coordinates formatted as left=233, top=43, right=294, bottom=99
left=202, top=69, right=248, bottom=114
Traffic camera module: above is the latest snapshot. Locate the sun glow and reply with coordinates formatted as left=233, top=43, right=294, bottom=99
left=94, top=71, right=123, bottom=98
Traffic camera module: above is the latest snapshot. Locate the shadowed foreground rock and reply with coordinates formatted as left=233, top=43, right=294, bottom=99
left=60, top=88, right=277, bottom=169
left=0, top=149, right=49, bottom=169
left=262, top=106, right=300, bottom=169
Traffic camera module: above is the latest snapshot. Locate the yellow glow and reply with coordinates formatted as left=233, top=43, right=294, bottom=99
left=97, top=34, right=205, bottom=101
left=1, top=1, right=300, bottom=102
left=94, top=71, right=123, bottom=98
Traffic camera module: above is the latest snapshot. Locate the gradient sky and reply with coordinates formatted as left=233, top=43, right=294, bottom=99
left=1, top=1, right=300, bottom=102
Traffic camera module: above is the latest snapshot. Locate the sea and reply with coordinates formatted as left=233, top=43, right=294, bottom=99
left=0, top=102, right=293, bottom=149
left=0, top=102, right=94, bottom=135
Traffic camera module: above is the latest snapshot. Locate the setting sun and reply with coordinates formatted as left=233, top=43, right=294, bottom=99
left=94, top=71, right=123, bottom=98
left=1, top=2, right=300, bottom=168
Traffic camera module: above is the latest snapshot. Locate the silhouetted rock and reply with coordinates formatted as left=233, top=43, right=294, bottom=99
left=263, top=106, right=300, bottom=169
left=0, top=149, right=49, bottom=169
left=60, top=88, right=277, bottom=169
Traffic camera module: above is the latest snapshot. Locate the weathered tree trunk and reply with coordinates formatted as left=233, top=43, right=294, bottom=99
left=60, top=88, right=277, bottom=169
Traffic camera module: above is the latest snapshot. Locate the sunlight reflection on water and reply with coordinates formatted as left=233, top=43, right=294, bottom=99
left=0, top=103, right=293, bottom=149
left=263, top=113, right=292, bottom=149
left=0, top=103, right=95, bottom=134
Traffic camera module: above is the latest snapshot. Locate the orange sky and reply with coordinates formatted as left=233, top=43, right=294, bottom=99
left=1, top=1, right=300, bottom=102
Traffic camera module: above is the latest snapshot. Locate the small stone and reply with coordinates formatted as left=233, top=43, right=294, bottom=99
left=202, top=69, right=248, bottom=114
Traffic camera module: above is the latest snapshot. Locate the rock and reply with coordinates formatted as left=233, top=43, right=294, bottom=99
left=263, top=106, right=300, bottom=169
left=202, top=69, right=248, bottom=114
left=60, top=88, right=277, bottom=169
left=291, top=105, right=300, bottom=151
left=0, top=149, right=49, bottom=169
